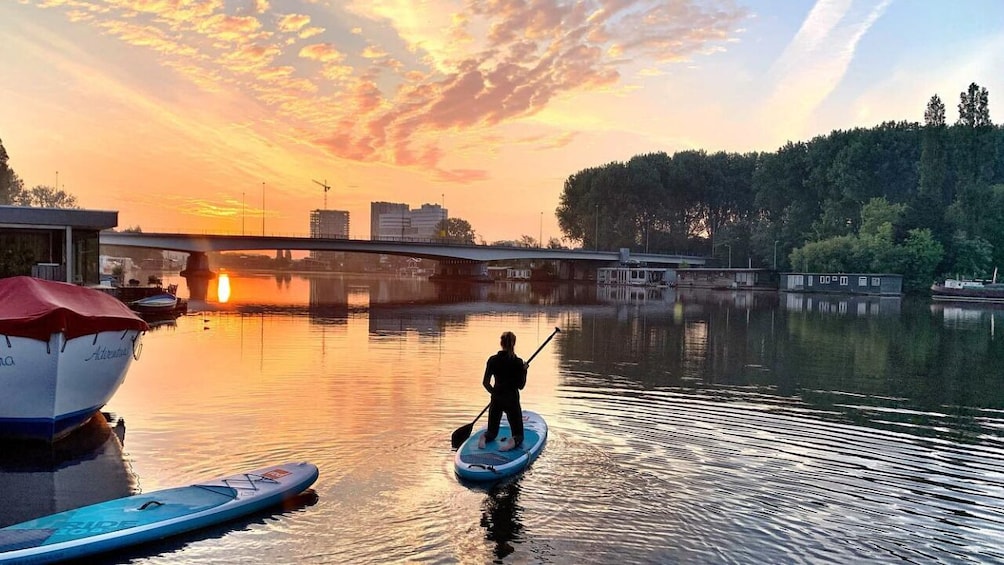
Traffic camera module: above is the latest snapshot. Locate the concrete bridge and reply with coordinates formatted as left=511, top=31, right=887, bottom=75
left=101, top=231, right=706, bottom=297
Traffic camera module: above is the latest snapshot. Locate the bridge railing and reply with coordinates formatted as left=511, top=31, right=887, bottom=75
left=103, top=229, right=708, bottom=258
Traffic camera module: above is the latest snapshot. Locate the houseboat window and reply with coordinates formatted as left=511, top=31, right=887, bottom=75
left=807, top=275, right=813, bottom=286
left=858, top=276, right=868, bottom=286
left=872, top=277, right=880, bottom=286
left=839, top=276, right=848, bottom=285
left=822, top=276, right=829, bottom=283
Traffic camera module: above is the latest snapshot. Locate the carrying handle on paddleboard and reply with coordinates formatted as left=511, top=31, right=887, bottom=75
left=450, top=327, right=561, bottom=449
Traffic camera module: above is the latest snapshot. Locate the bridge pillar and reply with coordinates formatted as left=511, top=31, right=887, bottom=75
left=179, top=252, right=217, bottom=301
left=431, top=260, right=490, bottom=282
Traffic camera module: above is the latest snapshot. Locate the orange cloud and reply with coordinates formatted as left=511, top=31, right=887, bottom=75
left=277, top=13, right=311, bottom=33
left=28, top=0, right=748, bottom=185
left=298, top=42, right=344, bottom=63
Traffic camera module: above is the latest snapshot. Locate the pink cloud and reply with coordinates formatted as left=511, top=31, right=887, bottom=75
left=34, top=0, right=748, bottom=183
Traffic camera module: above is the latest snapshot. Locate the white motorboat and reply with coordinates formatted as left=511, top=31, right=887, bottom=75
left=0, top=276, right=149, bottom=442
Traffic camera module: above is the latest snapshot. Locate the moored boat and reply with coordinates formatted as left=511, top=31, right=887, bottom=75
left=0, top=276, right=149, bottom=443
left=931, top=278, right=1004, bottom=303
left=129, top=292, right=179, bottom=315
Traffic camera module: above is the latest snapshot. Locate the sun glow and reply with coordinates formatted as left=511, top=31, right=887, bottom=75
left=217, top=273, right=231, bottom=303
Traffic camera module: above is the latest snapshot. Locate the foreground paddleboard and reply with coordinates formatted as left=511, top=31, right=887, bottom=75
left=0, top=461, right=318, bottom=564
left=454, top=410, right=547, bottom=482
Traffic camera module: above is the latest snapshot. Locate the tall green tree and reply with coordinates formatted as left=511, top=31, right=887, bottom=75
left=18, top=185, right=79, bottom=208
left=0, top=138, right=25, bottom=205
left=434, top=217, right=477, bottom=244
left=957, top=82, right=991, bottom=128
left=924, top=94, right=946, bottom=127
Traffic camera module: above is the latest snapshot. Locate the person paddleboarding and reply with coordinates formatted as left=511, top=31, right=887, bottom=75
left=479, top=331, right=529, bottom=452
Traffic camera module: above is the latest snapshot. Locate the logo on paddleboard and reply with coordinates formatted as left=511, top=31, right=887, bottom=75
left=263, top=468, right=291, bottom=480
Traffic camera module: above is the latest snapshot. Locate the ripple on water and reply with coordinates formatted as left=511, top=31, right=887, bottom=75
left=526, top=375, right=1004, bottom=563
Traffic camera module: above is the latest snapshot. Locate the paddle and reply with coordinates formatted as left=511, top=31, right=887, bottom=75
left=451, top=327, right=561, bottom=449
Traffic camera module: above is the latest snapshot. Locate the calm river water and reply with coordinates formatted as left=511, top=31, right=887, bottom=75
left=3, top=273, right=1004, bottom=564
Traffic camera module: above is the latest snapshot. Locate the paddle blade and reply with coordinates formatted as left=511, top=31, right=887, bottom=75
left=451, top=423, right=474, bottom=449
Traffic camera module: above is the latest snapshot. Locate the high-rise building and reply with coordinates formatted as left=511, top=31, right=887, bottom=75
left=371, top=202, right=408, bottom=240
left=410, top=203, right=448, bottom=240
left=310, top=209, right=349, bottom=263
left=370, top=201, right=447, bottom=241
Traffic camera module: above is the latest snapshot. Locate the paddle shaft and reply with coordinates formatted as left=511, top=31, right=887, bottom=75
left=453, top=327, right=561, bottom=446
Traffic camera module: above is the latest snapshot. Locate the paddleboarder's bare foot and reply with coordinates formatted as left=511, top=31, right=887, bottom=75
left=498, top=438, right=516, bottom=452
left=477, top=435, right=487, bottom=449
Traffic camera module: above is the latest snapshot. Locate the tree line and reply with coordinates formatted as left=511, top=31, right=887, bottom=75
left=556, top=82, right=1004, bottom=291
left=0, top=138, right=79, bottom=208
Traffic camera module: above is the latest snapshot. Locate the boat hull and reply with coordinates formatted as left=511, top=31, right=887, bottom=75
left=0, top=330, right=143, bottom=443
left=129, top=293, right=178, bottom=315
left=931, top=283, right=1004, bottom=303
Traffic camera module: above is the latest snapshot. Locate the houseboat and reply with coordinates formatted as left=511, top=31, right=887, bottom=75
left=780, top=273, right=902, bottom=296
left=597, top=266, right=670, bottom=286
left=488, top=266, right=532, bottom=281
left=931, top=277, right=1004, bottom=303
left=674, top=268, right=778, bottom=290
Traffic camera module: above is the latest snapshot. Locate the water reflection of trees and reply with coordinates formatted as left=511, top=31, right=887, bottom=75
left=558, top=290, right=1004, bottom=445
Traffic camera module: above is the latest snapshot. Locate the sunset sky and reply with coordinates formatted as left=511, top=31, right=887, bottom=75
left=2, top=0, right=1003, bottom=243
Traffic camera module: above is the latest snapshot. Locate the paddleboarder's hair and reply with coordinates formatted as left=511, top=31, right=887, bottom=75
left=500, top=331, right=516, bottom=353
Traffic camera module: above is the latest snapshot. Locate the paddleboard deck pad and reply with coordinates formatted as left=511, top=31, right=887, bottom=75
left=454, top=410, right=547, bottom=482
left=0, top=461, right=318, bottom=564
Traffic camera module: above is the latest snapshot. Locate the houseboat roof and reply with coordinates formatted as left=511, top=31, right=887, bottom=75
left=0, top=205, right=118, bottom=230
left=676, top=267, right=773, bottom=272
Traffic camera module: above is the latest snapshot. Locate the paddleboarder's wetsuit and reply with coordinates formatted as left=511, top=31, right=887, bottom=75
left=483, top=349, right=528, bottom=447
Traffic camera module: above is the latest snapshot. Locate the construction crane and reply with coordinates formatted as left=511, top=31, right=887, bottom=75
left=313, top=179, right=331, bottom=209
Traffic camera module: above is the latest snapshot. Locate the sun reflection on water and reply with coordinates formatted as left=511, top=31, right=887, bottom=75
left=217, top=273, right=231, bottom=303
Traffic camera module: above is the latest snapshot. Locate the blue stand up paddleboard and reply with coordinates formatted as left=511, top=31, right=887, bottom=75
left=0, top=461, right=318, bottom=564
left=455, top=411, right=547, bottom=482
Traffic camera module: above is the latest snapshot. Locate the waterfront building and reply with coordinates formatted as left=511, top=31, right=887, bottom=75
left=674, top=268, right=778, bottom=290
left=0, top=205, right=116, bottom=284
left=780, top=273, right=902, bottom=295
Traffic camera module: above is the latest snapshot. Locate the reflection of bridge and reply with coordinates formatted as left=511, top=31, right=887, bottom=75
left=101, top=232, right=706, bottom=295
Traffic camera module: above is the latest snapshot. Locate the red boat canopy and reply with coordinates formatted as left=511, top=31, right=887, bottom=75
left=0, top=276, right=149, bottom=341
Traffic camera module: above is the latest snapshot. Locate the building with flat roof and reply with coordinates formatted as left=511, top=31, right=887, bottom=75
left=371, top=202, right=408, bottom=240
left=370, top=201, right=447, bottom=241
left=0, top=205, right=117, bottom=284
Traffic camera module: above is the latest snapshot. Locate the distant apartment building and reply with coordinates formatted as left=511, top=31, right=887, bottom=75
left=309, top=209, right=349, bottom=263
left=371, top=202, right=409, bottom=240
left=370, top=201, right=447, bottom=241
left=410, top=204, right=448, bottom=239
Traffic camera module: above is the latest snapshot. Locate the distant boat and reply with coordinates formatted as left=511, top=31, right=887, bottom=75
left=129, top=293, right=179, bottom=315
left=931, top=274, right=1004, bottom=303
left=0, top=276, right=149, bottom=442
